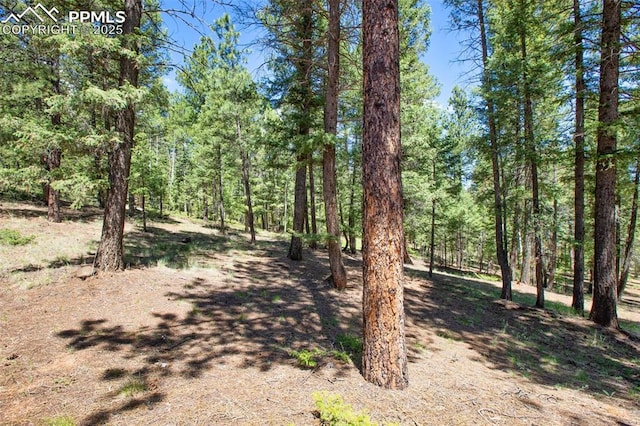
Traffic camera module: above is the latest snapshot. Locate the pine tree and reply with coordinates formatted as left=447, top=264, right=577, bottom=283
left=361, top=0, right=409, bottom=390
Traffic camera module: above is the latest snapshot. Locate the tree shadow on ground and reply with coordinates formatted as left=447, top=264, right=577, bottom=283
left=404, top=266, right=640, bottom=406
left=56, top=243, right=363, bottom=424
left=0, top=202, right=104, bottom=223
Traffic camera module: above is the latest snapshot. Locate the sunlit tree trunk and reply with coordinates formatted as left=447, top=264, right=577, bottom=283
left=362, top=0, right=408, bottom=390
left=94, top=0, right=142, bottom=272
left=477, top=0, right=512, bottom=300
left=590, top=0, right=620, bottom=328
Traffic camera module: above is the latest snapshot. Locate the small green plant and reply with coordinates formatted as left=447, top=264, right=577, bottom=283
left=335, top=334, right=362, bottom=361
left=290, top=348, right=323, bottom=368
left=590, top=330, right=607, bottom=348
left=313, top=392, right=373, bottom=426
left=574, top=369, right=589, bottom=383
left=118, top=378, right=147, bottom=397
left=271, top=294, right=282, bottom=302
left=44, top=416, right=76, bottom=426
left=0, top=229, right=35, bottom=246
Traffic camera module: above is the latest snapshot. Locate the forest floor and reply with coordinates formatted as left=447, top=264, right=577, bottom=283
left=1, top=201, right=640, bottom=426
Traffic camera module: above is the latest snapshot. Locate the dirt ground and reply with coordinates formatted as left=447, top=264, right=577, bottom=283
left=1, top=201, right=639, bottom=425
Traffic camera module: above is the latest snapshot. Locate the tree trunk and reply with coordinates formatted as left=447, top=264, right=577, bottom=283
left=141, top=192, right=147, bottom=232
left=43, top=147, right=62, bottom=223
left=94, top=0, right=142, bottom=272
left=236, top=114, right=256, bottom=244
left=128, top=192, right=136, bottom=217
left=590, top=0, right=620, bottom=329
left=288, top=1, right=313, bottom=261
left=45, top=54, right=62, bottom=224
left=322, top=0, right=348, bottom=290
left=520, top=24, right=544, bottom=308
left=548, top=196, right=559, bottom=290
left=289, top=154, right=307, bottom=260
left=362, top=0, right=408, bottom=390
left=217, top=144, right=226, bottom=235
left=308, top=156, right=318, bottom=249
left=429, top=198, right=436, bottom=277
left=521, top=207, right=533, bottom=286
left=403, top=235, right=413, bottom=265
left=477, top=0, right=512, bottom=300
left=618, top=156, right=639, bottom=297
left=347, top=161, right=357, bottom=254
left=241, top=148, right=256, bottom=244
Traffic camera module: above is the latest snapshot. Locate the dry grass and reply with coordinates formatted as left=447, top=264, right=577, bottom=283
left=0, top=201, right=639, bottom=425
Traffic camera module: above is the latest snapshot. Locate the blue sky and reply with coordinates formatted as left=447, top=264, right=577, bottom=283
left=160, top=0, right=473, bottom=106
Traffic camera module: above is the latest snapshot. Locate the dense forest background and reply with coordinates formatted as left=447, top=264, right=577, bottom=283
left=1, top=0, right=639, bottom=326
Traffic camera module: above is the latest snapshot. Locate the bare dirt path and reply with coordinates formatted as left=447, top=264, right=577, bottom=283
left=1, top=202, right=639, bottom=425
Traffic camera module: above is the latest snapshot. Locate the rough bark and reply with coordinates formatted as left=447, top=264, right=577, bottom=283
left=322, top=0, right=348, bottom=290
left=94, top=0, right=142, bottom=272
left=478, top=0, right=512, bottom=300
left=362, top=0, right=408, bottom=390
left=589, top=0, right=620, bottom=328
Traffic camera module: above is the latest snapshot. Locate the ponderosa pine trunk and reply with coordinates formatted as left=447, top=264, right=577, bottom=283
left=289, top=154, right=307, bottom=260
left=44, top=147, right=62, bottom=223
left=322, top=0, right=347, bottom=289
left=590, top=0, right=620, bottom=328
left=362, top=0, right=408, bottom=390
left=573, top=0, right=586, bottom=311
left=94, top=0, right=142, bottom=272
left=618, top=157, right=639, bottom=297
left=478, top=0, right=512, bottom=300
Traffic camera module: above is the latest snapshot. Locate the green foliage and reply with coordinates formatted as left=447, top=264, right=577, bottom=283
left=288, top=338, right=361, bottom=368
left=0, top=229, right=35, bottom=246
left=118, top=378, right=148, bottom=397
left=313, top=392, right=373, bottom=426
left=289, top=348, right=323, bottom=368
left=44, top=416, right=76, bottom=426
left=335, top=334, right=363, bottom=362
